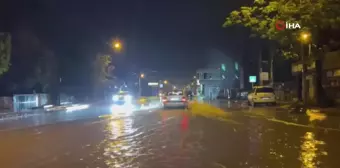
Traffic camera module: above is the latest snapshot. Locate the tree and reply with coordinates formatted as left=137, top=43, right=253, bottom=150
left=35, top=49, right=57, bottom=92
left=21, top=43, right=57, bottom=93
left=94, top=54, right=112, bottom=82
left=223, top=0, right=340, bottom=58
left=223, top=0, right=340, bottom=106
left=93, top=54, right=112, bottom=99
left=0, top=33, right=11, bottom=76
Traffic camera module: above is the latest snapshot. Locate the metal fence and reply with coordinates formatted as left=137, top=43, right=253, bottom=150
left=13, top=94, right=49, bottom=112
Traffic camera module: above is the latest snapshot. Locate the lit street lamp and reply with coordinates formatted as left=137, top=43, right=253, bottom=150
left=299, top=31, right=312, bottom=104
left=114, top=42, right=121, bottom=49
left=301, top=32, right=309, bottom=41
left=139, top=73, right=145, bottom=97
left=163, top=80, right=168, bottom=84
left=112, top=39, right=122, bottom=52
left=300, top=32, right=311, bottom=57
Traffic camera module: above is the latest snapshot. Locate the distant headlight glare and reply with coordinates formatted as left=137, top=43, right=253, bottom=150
left=112, top=95, right=119, bottom=101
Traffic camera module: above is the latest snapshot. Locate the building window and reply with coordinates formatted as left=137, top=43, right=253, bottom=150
left=235, top=62, right=239, bottom=71
left=221, top=64, right=226, bottom=71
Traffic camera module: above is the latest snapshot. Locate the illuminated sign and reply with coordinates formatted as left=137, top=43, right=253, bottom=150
left=148, top=82, right=159, bottom=86
left=249, top=76, right=257, bottom=83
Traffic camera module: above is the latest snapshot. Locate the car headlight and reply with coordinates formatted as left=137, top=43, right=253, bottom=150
left=112, top=95, right=119, bottom=101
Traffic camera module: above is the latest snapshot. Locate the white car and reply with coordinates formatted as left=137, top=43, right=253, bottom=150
left=162, top=91, right=188, bottom=109
left=247, top=86, right=276, bottom=106
left=112, top=92, right=133, bottom=105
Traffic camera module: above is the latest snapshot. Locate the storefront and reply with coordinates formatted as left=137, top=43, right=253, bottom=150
left=323, top=51, right=340, bottom=103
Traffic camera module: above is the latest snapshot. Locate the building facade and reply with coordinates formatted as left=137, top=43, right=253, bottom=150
left=292, top=50, right=340, bottom=105
left=322, top=50, right=340, bottom=104
left=195, top=49, right=241, bottom=100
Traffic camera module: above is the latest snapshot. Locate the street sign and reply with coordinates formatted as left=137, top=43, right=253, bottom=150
left=260, top=72, right=269, bottom=81
left=148, top=82, right=159, bottom=86
left=249, top=76, right=257, bottom=83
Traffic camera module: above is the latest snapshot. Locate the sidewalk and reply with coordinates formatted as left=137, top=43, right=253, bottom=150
left=0, top=105, right=68, bottom=121
left=278, top=101, right=340, bottom=116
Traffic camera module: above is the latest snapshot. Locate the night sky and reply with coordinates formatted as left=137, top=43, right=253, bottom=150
left=1, top=0, right=257, bottom=86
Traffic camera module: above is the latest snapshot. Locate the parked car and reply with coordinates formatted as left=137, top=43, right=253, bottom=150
left=247, top=86, right=276, bottom=106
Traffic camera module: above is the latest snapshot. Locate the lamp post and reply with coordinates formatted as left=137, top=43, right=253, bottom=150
left=300, top=32, right=311, bottom=104
left=139, top=73, right=145, bottom=97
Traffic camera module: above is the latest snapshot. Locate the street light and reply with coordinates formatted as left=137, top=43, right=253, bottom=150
left=138, top=73, right=145, bottom=97
left=163, top=80, right=168, bottom=84
left=300, top=32, right=311, bottom=43
left=299, top=31, right=312, bottom=104
left=114, top=42, right=121, bottom=49
left=112, top=39, right=122, bottom=52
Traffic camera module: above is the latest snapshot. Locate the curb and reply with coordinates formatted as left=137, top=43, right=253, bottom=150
left=0, top=107, right=67, bottom=121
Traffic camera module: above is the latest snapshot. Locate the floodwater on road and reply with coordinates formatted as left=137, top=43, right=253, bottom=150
left=1, top=101, right=340, bottom=168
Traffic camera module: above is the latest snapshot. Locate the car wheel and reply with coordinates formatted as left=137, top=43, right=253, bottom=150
left=252, top=102, right=256, bottom=107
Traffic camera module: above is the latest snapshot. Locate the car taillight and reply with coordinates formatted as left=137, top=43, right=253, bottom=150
left=181, top=97, right=187, bottom=102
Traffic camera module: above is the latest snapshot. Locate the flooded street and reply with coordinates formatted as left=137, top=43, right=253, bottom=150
left=1, top=101, right=340, bottom=168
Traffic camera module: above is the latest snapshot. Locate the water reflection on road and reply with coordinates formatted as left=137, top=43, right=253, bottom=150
left=104, top=114, right=140, bottom=167
left=98, top=102, right=340, bottom=168
left=299, top=132, right=327, bottom=168
left=1, top=101, right=340, bottom=167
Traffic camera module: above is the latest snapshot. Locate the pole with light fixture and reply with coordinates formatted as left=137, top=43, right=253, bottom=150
left=139, top=73, right=145, bottom=97
left=300, top=32, right=311, bottom=104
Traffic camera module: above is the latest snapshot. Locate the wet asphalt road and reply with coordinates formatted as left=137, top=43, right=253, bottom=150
left=1, top=101, right=340, bottom=168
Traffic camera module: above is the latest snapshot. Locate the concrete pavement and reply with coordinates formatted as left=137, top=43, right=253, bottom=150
left=1, top=100, right=340, bottom=167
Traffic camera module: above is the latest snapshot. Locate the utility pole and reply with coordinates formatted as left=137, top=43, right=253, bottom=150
left=270, top=52, right=274, bottom=86
left=301, top=43, right=307, bottom=105
left=138, top=73, right=145, bottom=97
left=138, top=77, right=142, bottom=97
left=259, top=48, right=263, bottom=85
left=240, top=66, right=244, bottom=89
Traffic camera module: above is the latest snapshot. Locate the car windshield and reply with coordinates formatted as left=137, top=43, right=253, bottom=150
left=118, top=92, right=128, bottom=96
left=256, top=88, right=274, bottom=93
left=168, top=92, right=183, bottom=96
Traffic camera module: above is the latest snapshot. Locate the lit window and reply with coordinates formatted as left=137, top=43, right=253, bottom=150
left=235, top=62, right=239, bottom=70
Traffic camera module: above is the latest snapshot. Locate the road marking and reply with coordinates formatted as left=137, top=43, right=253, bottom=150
left=244, top=114, right=340, bottom=132
left=212, top=162, right=227, bottom=168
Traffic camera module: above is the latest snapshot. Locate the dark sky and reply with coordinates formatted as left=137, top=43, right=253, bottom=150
left=1, top=0, right=252, bottom=85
